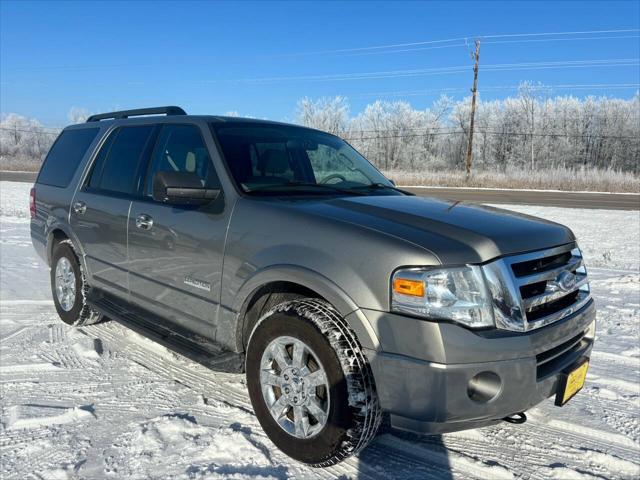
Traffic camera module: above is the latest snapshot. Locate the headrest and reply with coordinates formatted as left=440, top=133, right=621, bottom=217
left=258, top=149, right=289, bottom=175
left=185, top=152, right=196, bottom=172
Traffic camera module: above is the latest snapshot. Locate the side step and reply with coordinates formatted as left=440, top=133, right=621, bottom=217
left=87, top=290, right=244, bottom=373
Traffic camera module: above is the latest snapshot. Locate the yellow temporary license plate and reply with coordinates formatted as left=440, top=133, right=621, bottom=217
left=555, top=359, right=589, bottom=406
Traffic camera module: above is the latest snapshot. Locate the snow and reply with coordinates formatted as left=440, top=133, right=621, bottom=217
left=1, top=180, right=639, bottom=479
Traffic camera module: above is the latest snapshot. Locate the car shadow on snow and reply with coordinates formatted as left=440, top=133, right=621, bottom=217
left=186, top=463, right=290, bottom=479
left=357, top=430, right=454, bottom=479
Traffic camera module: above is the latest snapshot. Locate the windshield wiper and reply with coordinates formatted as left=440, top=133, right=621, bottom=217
left=349, top=183, right=414, bottom=195
left=245, top=182, right=367, bottom=195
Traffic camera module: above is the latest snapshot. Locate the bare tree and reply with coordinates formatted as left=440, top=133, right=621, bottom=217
left=2, top=90, right=639, bottom=177
left=67, top=107, right=90, bottom=124
left=296, top=96, right=349, bottom=135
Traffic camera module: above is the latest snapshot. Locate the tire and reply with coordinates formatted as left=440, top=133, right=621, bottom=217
left=50, top=239, right=104, bottom=327
left=246, top=298, right=381, bottom=466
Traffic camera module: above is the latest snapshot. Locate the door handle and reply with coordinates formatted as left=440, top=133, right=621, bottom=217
left=72, top=201, right=87, bottom=214
left=135, top=214, right=154, bottom=230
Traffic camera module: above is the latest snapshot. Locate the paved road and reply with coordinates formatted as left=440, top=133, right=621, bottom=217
left=1, top=171, right=37, bottom=183
left=402, top=187, right=640, bottom=210
left=2, top=171, right=638, bottom=210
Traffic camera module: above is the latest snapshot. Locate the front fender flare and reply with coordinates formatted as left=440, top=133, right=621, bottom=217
left=232, top=264, right=381, bottom=352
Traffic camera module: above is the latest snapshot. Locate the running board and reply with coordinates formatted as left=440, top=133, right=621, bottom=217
left=87, top=290, right=244, bottom=373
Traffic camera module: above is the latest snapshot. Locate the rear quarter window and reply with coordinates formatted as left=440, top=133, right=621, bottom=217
left=37, top=128, right=99, bottom=188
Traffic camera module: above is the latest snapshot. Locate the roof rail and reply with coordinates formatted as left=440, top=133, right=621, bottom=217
left=86, top=106, right=187, bottom=122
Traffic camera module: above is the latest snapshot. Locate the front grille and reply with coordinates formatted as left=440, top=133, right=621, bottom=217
left=536, top=329, right=590, bottom=379
left=526, top=290, right=580, bottom=322
left=512, top=251, right=572, bottom=278
left=482, top=243, right=592, bottom=332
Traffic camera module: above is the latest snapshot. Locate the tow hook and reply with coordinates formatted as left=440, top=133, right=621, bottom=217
left=503, top=412, right=527, bottom=424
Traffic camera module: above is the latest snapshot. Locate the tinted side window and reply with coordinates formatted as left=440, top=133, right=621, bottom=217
left=94, top=126, right=153, bottom=195
left=145, top=124, right=218, bottom=196
left=87, top=129, right=117, bottom=189
left=37, top=128, right=99, bottom=187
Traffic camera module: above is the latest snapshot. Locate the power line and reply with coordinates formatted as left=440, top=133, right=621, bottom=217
left=239, top=59, right=639, bottom=83
left=481, top=29, right=640, bottom=39
left=344, top=131, right=640, bottom=141
left=3, top=126, right=636, bottom=141
left=283, top=29, right=640, bottom=56
left=343, top=35, right=640, bottom=57
left=345, top=112, right=640, bottom=134
left=0, top=127, right=60, bottom=135
left=483, top=34, right=640, bottom=46
left=355, top=83, right=640, bottom=98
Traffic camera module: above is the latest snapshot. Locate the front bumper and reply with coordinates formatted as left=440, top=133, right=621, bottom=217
left=361, top=299, right=596, bottom=434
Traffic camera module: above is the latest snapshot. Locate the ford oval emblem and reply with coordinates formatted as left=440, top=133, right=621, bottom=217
left=557, top=271, right=577, bottom=292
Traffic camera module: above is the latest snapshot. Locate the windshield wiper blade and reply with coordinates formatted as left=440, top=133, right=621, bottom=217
left=245, top=182, right=367, bottom=195
left=349, top=183, right=414, bottom=195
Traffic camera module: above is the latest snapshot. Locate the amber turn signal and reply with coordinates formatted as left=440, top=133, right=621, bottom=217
left=393, top=278, right=425, bottom=297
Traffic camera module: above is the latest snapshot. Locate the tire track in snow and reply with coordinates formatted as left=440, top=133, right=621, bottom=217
left=526, top=409, right=639, bottom=453
left=443, top=423, right=635, bottom=480
left=82, top=322, right=355, bottom=480
left=83, top=320, right=523, bottom=480
left=375, top=434, right=514, bottom=479
left=84, top=316, right=640, bottom=479
left=86, top=320, right=474, bottom=480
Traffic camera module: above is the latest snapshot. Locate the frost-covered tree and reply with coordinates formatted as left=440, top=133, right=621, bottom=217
left=67, top=107, right=90, bottom=124
left=296, top=89, right=640, bottom=176
left=2, top=87, right=639, bottom=177
left=0, top=114, right=59, bottom=171
left=296, top=96, right=350, bottom=135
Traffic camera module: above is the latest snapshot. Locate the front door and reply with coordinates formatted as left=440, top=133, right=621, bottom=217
left=127, top=123, right=228, bottom=341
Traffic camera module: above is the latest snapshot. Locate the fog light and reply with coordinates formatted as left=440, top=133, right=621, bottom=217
left=467, top=371, right=502, bottom=403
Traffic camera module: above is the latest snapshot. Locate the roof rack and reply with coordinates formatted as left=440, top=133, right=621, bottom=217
left=86, top=106, right=187, bottom=122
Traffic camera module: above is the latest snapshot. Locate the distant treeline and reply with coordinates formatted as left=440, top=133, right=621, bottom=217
left=297, top=84, right=640, bottom=175
left=2, top=85, right=639, bottom=178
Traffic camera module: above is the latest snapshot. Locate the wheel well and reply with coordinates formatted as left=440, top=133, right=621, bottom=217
left=240, top=281, right=322, bottom=350
left=48, top=229, right=69, bottom=263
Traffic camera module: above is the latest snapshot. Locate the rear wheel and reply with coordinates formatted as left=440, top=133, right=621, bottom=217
left=50, top=240, right=104, bottom=327
left=246, top=299, right=381, bottom=466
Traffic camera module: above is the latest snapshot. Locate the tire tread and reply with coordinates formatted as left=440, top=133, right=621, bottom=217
left=54, top=239, right=103, bottom=327
left=255, top=298, right=382, bottom=467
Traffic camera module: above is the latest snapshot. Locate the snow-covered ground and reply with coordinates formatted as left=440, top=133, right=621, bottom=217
left=1, top=180, right=639, bottom=480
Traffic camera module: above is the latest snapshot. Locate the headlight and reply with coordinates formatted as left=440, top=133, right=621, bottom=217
left=391, top=266, right=494, bottom=328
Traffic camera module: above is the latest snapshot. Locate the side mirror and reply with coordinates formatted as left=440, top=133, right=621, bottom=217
left=152, top=171, right=220, bottom=206
left=388, top=179, right=396, bottom=186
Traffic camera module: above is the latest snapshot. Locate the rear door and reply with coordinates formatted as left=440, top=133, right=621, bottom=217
left=70, top=125, right=156, bottom=300
left=127, top=123, right=228, bottom=341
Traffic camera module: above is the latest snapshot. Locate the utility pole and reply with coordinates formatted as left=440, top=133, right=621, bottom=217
left=464, top=39, right=480, bottom=178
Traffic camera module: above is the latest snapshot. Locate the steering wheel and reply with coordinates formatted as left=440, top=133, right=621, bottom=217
left=320, top=173, right=347, bottom=184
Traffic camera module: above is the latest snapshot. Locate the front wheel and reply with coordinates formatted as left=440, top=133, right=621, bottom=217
left=245, top=299, right=381, bottom=466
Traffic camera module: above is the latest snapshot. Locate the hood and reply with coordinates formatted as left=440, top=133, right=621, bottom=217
left=292, top=195, right=575, bottom=265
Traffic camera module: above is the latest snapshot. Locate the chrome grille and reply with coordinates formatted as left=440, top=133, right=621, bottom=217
left=482, top=243, right=592, bottom=332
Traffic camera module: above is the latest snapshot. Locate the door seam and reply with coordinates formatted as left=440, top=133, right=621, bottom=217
left=126, top=200, right=133, bottom=302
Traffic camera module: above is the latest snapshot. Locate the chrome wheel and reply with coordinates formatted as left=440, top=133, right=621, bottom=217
left=260, top=336, right=330, bottom=439
left=54, top=257, right=76, bottom=312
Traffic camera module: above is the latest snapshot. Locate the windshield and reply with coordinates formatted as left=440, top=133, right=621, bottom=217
left=211, top=123, right=397, bottom=195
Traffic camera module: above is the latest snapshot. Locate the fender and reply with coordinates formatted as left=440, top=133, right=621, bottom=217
left=44, top=221, right=89, bottom=273
left=226, top=264, right=381, bottom=353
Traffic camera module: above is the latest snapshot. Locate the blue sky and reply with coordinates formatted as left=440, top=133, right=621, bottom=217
left=1, top=0, right=639, bottom=126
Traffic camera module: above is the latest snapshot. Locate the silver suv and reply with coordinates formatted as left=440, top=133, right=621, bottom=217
left=31, top=106, right=596, bottom=466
